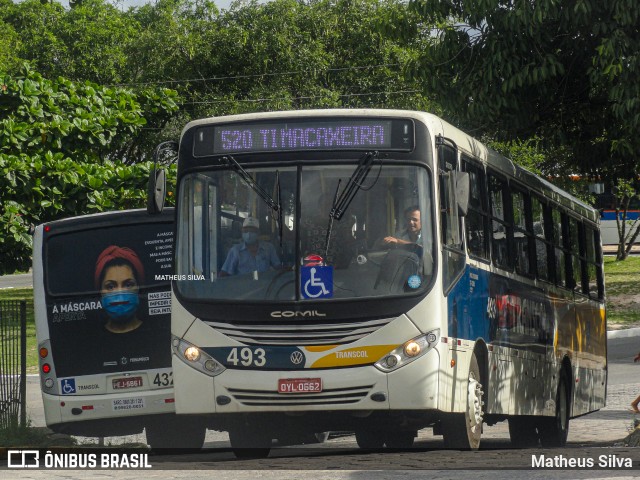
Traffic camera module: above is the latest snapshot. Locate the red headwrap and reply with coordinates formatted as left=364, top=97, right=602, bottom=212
left=94, top=246, right=145, bottom=289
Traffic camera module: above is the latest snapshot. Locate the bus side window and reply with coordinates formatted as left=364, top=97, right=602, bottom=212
left=488, top=172, right=512, bottom=270
left=531, top=196, right=551, bottom=281
left=584, top=226, right=597, bottom=298
left=439, top=144, right=462, bottom=249
left=512, top=188, right=534, bottom=276
left=462, top=158, right=489, bottom=261
left=438, top=142, right=465, bottom=292
left=552, top=208, right=567, bottom=288
left=568, top=217, right=581, bottom=292
left=594, top=229, right=605, bottom=300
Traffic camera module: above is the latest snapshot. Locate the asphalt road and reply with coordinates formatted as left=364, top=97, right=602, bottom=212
left=0, top=273, right=32, bottom=289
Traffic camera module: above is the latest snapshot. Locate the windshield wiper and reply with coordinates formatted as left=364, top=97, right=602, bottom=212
left=221, top=155, right=284, bottom=252
left=323, top=151, right=380, bottom=261
left=330, top=151, right=379, bottom=220
left=221, top=155, right=280, bottom=214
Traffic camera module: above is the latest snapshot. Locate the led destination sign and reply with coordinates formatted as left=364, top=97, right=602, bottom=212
left=193, top=118, right=414, bottom=156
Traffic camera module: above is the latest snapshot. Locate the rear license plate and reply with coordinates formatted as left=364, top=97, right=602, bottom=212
left=278, top=378, right=322, bottom=394
left=112, top=376, right=143, bottom=390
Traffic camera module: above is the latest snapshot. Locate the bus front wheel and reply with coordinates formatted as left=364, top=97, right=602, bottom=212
left=145, top=417, right=206, bottom=449
left=228, top=426, right=272, bottom=459
left=355, top=430, right=385, bottom=449
left=508, top=416, right=539, bottom=447
left=442, top=353, right=484, bottom=449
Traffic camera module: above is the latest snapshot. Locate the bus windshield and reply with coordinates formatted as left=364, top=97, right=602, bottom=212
left=176, top=162, right=434, bottom=302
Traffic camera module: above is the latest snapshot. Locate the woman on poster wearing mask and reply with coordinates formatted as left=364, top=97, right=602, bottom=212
left=94, top=246, right=145, bottom=334
left=219, top=217, right=280, bottom=277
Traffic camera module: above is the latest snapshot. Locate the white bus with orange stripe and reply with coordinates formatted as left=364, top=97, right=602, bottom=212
left=33, top=208, right=205, bottom=448
left=159, top=109, right=607, bottom=456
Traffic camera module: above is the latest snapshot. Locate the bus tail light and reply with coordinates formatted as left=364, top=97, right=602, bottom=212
left=172, top=336, right=225, bottom=377
left=375, top=329, right=440, bottom=373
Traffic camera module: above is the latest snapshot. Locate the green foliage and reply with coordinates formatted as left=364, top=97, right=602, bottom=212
left=126, top=0, right=436, bottom=118
left=0, top=0, right=438, bottom=272
left=2, top=0, right=137, bottom=84
left=604, top=256, right=640, bottom=326
left=0, top=19, right=22, bottom=73
left=0, top=151, right=178, bottom=274
left=0, top=64, right=179, bottom=163
left=0, top=67, right=178, bottom=274
left=408, top=0, right=640, bottom=180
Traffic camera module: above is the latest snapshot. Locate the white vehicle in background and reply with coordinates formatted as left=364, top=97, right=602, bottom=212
left=33, top=208, right=206, bottom=448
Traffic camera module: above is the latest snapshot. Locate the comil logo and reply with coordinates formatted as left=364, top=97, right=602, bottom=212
left=8, top=450, right=39, bottom=468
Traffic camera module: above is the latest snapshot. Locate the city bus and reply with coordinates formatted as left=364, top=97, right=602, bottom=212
left=593, top=189, right=640, bottom=247
left=160, top=109, right=606, bottom=455
left=33, top=208, right=206, bottom=448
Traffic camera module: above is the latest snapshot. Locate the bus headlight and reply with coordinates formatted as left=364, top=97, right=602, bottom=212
left=172, top=336, right=225, bottom=377
left=374, top=329, right=440, bottom=373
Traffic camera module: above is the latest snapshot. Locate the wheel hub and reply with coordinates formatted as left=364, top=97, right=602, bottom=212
left=467, top=375, right=484, bottom=434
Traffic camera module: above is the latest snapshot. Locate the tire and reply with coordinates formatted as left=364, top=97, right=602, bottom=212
left=228, top=426, right=272, bottom=459
left=355, top=430, right=385, bottom=449
left=384, top=431, right=416, bottom=449
left=441, top=353, right=484, bottom=449
left=508, top=416, right=539, bottom=448
left=145, top=418, right=206, bottom=449
left=539, top=369, right=570, bottom=447
left=311, top=431, right=330, bottom=444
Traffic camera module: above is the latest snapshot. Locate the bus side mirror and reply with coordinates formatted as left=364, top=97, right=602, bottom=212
left=455, top=171, right=470, bottom=216
left=147, top=168, right=166, bottom=215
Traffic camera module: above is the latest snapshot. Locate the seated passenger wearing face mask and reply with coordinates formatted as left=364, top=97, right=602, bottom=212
left=220, top=217, right=281, bottom=276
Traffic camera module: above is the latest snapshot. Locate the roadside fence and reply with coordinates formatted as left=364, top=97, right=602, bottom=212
left=0, top=300, right=27, bottom=429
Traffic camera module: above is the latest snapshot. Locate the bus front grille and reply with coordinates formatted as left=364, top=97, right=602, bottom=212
left=203, top=317, right=392, bottom=346
left=226, top=384, right=374, bottom=406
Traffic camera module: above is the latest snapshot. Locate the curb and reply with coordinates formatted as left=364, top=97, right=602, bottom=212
left=607, top=327, right=640, bottom=339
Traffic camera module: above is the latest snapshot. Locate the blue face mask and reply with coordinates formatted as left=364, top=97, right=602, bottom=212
left=242, top=232, right=259, bottom=245
left=101, top=291, right=139, bottom=323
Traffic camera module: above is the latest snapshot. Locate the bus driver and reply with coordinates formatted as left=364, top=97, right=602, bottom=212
left=380, top=205, right=422, bottom=248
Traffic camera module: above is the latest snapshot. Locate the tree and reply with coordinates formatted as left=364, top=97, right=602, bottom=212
left=408, top=0, right=640, bottom=256
left=608, top=179, right=640, bottom=260
left=0, top=66, right=179, bottom=273
left=127, top=0, right=437, bottom=118
left=0, top=18, right=22, bottom=73
left=2, top=0, right=139, bottom=84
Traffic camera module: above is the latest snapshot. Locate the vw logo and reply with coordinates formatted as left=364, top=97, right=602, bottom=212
left=290, top=351, right=304, bottom=365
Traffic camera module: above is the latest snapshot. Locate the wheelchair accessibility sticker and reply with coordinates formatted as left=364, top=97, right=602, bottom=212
left=301, top=266, right=333, bottom=299
left=61, top=378, right=76, bottom=395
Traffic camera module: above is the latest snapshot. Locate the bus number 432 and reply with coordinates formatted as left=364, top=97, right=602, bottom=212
left=153, top=372, right=173, bottom=387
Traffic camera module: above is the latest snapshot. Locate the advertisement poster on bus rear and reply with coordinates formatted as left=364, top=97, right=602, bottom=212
left=44, top=222, right=174, bottom=377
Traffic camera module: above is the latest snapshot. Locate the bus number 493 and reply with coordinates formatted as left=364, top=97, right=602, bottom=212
left=227, top=347, right=267, bottom=367
left=153, top=372, right=173, bottom=387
